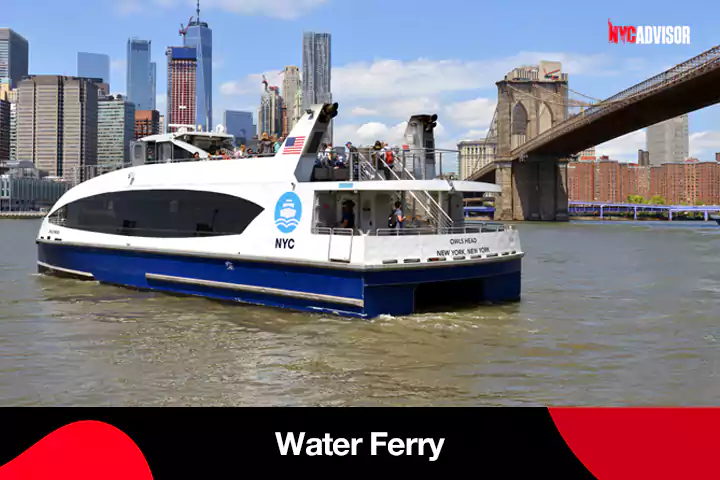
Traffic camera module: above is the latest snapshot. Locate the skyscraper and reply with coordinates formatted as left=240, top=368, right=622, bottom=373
left=97, top=95, right=136, bottom=167
left=126, top=39, right=155, bottom=111
left=166, top=47, right=197, bottom=132
left=0, top=97, right=9, bottom=160
left=258, top=87, right=283, bottom=138
left=17, top=76, right=98, bottom=180
left=646, top=115, right=689, bottom=165
left=224, top=110, right=254, bottom=146
left=302, top=32, right=332, bottom=140
left=0, top=28, right=29, bottom=88
left=77, top=53, right=110, bottom=84
left=282, top=66, right=301, bottom=132
left=182, top=0, right=212, bottom=131
left=150, top=62, right=157, bottom=110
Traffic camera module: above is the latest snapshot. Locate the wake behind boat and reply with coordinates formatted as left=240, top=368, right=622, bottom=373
left=36, top=103, right=523, bottom=318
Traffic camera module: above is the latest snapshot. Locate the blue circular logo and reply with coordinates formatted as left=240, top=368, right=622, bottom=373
left=274, top=192, right=302, bottom=234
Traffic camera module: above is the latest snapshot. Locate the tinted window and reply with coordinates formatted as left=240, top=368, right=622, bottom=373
left=56, top=190, right=264, bottom=238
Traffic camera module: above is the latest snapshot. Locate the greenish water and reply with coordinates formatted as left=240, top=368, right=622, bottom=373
left=1, top=219, right=719, bottom=406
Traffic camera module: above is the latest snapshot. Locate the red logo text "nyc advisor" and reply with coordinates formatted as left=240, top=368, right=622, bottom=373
left=608, top=20, right=690, bottom=44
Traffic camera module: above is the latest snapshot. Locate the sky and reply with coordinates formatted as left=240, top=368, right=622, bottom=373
left=5, top=0, right=720, bottom=166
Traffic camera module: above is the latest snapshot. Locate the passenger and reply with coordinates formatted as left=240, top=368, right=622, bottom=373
left=258, top=132, right=273, bottom=155
left=193, top=152, right=200, bottom=159
left=341, top=200, right=356, bottom=229
left=316, top=143, right=329, bottom=166
left=391, top=201, right=406, bottom=229
left=274, top=136, right=283, bottom=153
left=345, top=142, right=359, bottom=178
left=235, top=145, right=247, bottom=158
left=247, top=148, right=254, bottom=156
left=371, top=140, right=384, bottom=170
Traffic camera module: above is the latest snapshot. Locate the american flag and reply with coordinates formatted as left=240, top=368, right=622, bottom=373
left=282, top=136, right=306, bottom=155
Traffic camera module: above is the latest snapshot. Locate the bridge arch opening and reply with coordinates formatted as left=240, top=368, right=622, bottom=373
left=511, top=102, right=528, bottom=149
left=538, top=102, right=554, bottom=135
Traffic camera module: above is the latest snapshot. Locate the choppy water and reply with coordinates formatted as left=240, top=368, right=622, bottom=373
left=1, top=218, right=719, bottom=406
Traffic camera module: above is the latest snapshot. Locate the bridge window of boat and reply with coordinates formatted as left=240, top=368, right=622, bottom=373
left=311, top=189, right=464, bottom=235
left=50, top=190, right=264, bottom=238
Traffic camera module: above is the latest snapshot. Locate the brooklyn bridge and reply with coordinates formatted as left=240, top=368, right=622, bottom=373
left=466, top=45, right=720, bottom=221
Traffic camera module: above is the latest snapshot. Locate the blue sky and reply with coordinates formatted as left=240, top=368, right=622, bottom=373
left=5, top=0, right=720, bottom=163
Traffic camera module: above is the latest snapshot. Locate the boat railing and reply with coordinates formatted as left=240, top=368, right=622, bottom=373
left=311, top=223, right=512, bottom=237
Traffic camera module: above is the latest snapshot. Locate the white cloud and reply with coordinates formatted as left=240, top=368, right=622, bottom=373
left=333, top=52, right=611, bottom=100
left=117, top=0, right=327, bottom=19
left=690, top=131, right=720, bottom=158
left=220, top=70, right=283, bottom=97
left=457, top=128, right=490, bottom=141
left=595, top=130, right=645, bottom=162
left=444, top=98, right=496, bottom=129
left=347, top=97, right=440, bottom=120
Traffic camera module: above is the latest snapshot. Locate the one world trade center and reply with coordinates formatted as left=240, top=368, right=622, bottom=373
left=181, top=0, right=212, bottom=131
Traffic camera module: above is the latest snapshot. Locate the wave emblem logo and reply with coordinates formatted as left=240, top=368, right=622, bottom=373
left=274, top=192, right=302, bottom=234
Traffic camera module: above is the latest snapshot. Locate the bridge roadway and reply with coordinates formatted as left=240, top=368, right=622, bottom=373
left=468, top=45, right=720, bottom=222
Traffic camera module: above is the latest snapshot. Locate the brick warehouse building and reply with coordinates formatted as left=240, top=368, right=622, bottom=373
left=166, top=46, right=197, bottom=133
left=568, top=157, right=720, bottom=205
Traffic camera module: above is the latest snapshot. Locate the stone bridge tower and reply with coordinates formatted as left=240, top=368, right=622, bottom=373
left=492, top=62, right=571, bottom=221
left=496, top=61, right=568, bottom=155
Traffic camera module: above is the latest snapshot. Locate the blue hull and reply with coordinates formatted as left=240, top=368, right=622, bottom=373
left=37, top=241, right=522, bottom=318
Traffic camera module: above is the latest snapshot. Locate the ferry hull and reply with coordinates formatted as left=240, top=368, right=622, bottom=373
left=37, top=241, right=522, bottom=318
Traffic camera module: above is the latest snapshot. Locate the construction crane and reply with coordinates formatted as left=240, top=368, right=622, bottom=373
left=262, top=75, right=269, bottom=92
left=179, top=16, right=194, bottom=39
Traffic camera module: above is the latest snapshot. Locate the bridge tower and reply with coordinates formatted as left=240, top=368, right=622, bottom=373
left=494, top=62, right=571, bottom=221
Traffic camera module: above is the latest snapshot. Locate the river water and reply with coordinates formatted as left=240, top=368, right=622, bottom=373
left=1, top=218, right=719, bottom=406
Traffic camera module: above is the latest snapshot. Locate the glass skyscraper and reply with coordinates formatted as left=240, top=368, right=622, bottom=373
left=302, top=32, right=332, bottom=140
left=224, top=110, right=254, bottom=147
left=126, top=39, right=155, bottom=111
left=0, top=28, right=29, bottom=89
left=183, top=3, right=212, bottom=131
left=77, top=52, right=110, bottom=84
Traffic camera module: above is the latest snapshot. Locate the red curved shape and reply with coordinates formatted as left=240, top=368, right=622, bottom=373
left=0, top=420, right=153, bottom=480
left=550, top=408, right=720, bottom=479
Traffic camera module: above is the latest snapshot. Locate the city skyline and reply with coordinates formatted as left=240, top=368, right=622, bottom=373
left=3, top=0, right=720, bottom=165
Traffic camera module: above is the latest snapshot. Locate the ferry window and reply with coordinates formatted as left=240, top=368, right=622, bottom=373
left=61, top=190, right=264, bottom=238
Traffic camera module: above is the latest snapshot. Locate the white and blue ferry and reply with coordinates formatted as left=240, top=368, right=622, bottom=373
left=36, top=104, right=523, bottom=318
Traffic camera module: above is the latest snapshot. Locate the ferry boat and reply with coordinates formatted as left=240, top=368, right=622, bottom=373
left=711, top=214, right=720, bottom=225
left=36, top=103, right=523, bottom=318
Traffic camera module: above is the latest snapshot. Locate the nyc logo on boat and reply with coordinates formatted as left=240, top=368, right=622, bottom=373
left=274, top=192, right=302, bottom=234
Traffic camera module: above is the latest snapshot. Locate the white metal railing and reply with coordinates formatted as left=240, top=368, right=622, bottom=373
left=311, top=223, right=512, bottom=237
left=372, top=152, right=453, bottom=230
left=375, top=223, right=509, bottom=236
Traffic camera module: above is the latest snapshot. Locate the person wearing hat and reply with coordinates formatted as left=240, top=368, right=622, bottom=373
left=340, top=199, right=356, bottom=230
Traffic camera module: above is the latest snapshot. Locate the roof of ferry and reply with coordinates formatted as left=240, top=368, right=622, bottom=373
left=141, top=130, right=234, bottom=142
left=307, top=179, right=502, bottom=193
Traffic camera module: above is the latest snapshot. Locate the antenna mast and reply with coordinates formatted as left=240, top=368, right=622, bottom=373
left=196, top=0, right=201, bottom=22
